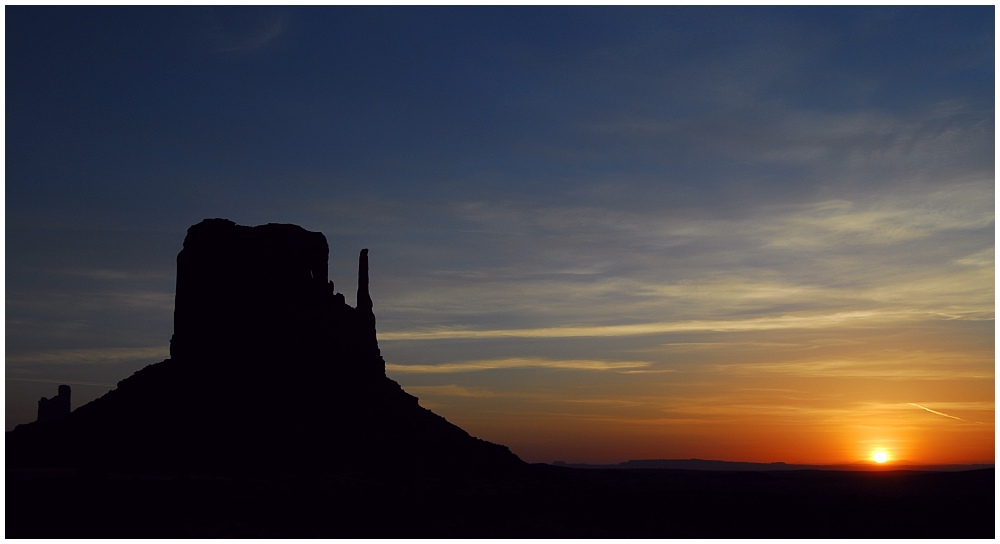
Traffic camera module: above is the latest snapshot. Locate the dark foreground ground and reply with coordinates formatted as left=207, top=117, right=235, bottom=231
left=6, top=464, right=994, bottom=538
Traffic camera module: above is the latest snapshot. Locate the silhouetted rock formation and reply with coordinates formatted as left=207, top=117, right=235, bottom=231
left=36, top=385, right=71, bottom=423
left=170, top=219, right=330, bottom=362
left=8, top=219, right=522, bottom=476
left=169, top=219, right=385, bottom=382
left=355, top=248, right=382, bottom=363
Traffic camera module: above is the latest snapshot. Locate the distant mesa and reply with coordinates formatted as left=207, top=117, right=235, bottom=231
left=36, top=385, right=71, bottom=423
left=8, top=218, right=522, bottom=475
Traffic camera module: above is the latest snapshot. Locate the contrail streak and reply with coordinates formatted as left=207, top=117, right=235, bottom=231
left=908, top=403, right=982, bottom=424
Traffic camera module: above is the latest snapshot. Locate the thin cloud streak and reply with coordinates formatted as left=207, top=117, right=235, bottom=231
left=386, top=357, right=650, bottom=373
left=379, top=309, right=937, bottom=342
left=717, top=359, right=993, bottom=380
left=908, top=403, right=983, bottom=424
left=5, top=347, right=170, bottom=365
left=6, top=377, right=116, bottom=388
left=404, top=384, right=497, bottom=398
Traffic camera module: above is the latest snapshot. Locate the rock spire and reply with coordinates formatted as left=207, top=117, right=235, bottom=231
left=358, top=248, right=372, bottom=310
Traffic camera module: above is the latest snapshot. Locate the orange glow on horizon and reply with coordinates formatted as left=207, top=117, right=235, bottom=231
left=391, top=318, right=995, bottom=467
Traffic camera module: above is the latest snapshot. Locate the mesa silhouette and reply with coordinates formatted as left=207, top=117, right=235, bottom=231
left=7, top=218, right=522, bottom=475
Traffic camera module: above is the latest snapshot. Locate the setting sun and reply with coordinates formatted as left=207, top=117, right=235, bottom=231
left=873, top=451, right=889, bottom=464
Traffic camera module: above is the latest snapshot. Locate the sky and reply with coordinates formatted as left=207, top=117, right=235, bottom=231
left=5, top=6, right=995, bottom=465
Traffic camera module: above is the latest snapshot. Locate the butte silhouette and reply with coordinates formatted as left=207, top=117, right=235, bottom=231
left=8, top=219, right=523, bottom=475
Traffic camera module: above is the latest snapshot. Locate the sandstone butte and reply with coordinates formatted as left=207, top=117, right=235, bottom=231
left=8, top=218, right=524, bottom=476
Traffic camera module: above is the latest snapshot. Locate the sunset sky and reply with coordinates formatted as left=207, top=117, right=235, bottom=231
left=6, top=6, right=994, bottom=465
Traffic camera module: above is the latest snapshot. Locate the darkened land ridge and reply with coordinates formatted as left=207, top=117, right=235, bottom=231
left=6, top=464, right=992, bottom=537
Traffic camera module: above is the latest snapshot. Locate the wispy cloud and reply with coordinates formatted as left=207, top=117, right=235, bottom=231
left=404, top=384, right=498, bottom=398
left=908, top=403, right=983, bottom=424
left=6, top=289, right=175, bottom=314
left=760, top=181, right=994, bottom=248
left=386, top=357, right=651, bottom=373
left=371, top=176, right=992, bottom=342
left=55, top=268, right=175, bottom=282
left=715, top=358, right=993, bottom=380
left=380, top=309, right=934, bottom=342
left=5, top=347, right=169, bottom=366
left=6, top=377, right=116, bottom=388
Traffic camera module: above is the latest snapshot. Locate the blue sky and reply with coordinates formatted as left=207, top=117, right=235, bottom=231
left=6, top=6, right=994, bottom=464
